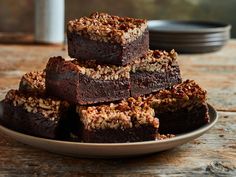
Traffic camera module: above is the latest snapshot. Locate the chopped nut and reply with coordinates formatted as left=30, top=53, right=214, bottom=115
left=72, top=59, right=131, bottom=80
left=146, top=80, right=207, bottom=112
left=130, top=49, right=178, bottom=73
left=156, top=133, right=175, bottom=140
left=19, top=71, right=45, bottom=93
left=77, top=97, right=158, bottom=130
left=5, top=90, right=69, bottom=120
left=67, top=12, right=147, bottom=44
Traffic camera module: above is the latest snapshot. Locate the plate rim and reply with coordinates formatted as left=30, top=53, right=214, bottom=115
left=0, top=103, right=218, bottom=147
left=148, top=20, right=231, bottom=33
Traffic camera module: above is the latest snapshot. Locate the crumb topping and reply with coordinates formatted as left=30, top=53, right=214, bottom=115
left=77, top=97, right=159, bottom=130
left=5, top=90, right=69, bottom=121
left=131, top=49, right=178, bottom=73
left=47, top=56, right=130, bottom=80
left=156, top=133, right=175, bottom=140
left=19, top=71, right=45, bottom=92
left=146, top=80, right=207, bottom=112
left=72, top=60, right=130, bottom=80
left=67, top=12, right=147, bottom=44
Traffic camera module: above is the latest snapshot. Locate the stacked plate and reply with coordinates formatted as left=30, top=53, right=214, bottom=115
left=148, top=20, right=231, bottom=53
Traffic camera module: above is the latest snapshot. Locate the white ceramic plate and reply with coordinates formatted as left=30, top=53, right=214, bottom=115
left=0, top=104, right=217, bottom=158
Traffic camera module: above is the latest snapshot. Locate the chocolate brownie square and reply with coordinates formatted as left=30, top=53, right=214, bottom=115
left=2, top=90, right=71, bottom=139
left=77, top=97, right=159, bottom=143
left=147, top=80, right=210, bottom=134
left=45, top=56, right=130, bottom=105
left=67, top=12, right=149, bottom=66
left=130, top=49, right=182, bottom=97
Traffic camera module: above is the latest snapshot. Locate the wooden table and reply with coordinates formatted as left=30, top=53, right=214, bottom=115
left=0, top=40, right=235, bottom=176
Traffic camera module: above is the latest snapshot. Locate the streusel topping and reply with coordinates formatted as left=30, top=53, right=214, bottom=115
left=5, top=90, right=69, bottom=121
left=131, top=49, right=179, bottom=73
left=68, top=12, right=147, bottom=44
left=19, top=71, right=45, bottom=92
left=146, top=80, right=207, bottom=112
left=77, top=97, right=159, bottom=130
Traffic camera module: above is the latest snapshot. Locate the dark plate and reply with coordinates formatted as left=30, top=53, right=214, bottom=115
left=150, top=38, right=228, bottom=45
left=148, top=20, right=231, bottom=33
left=150, top=37, right=228, bottom=43
left=150, top=32, right=230, bottom=39
left=150, top=33, right=230, bottom=42
left=148, top=20, right=231, bottom=53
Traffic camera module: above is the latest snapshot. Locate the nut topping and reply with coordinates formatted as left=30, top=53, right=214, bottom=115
left=5, top=90, right=69, bottom=120
left=77, top=98, right=159, bottom=131
left=67, top=12, right=147, bottom=44
left=146, top=80, right=207, bottom=112
left=19, top=71, right=45, bottom=93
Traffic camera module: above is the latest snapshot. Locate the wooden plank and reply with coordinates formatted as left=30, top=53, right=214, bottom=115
left=0, top=44, right=66, bottom=72
left=0, top=112, right=235, bottom=176
left=0, top=33, right=34, bottom=44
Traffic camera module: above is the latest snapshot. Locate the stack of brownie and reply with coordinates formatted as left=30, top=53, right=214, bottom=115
left=47, top=12, right=181, bottom=104
left=1, top=12, right=210, bottom=143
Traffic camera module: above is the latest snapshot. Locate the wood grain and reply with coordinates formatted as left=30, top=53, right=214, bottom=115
left=0, top=40, right=236, bottom=176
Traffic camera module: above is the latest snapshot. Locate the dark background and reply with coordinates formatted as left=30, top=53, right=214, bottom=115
left=0, top=0, right=235, bottom=38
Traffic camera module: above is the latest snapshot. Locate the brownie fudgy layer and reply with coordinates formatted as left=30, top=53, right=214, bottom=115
left=81, top=126, right=158, bottom=143
left=157, top=103, right=209, bottom=134
left=67, top=12, right=149, bottom=66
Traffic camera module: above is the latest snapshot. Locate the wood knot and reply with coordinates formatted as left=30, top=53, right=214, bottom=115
left=206, top=161, right=236, bottom=175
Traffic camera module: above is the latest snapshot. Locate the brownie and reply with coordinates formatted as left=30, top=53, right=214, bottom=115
left=77, top=97, right=159, bottom=143
left=19, top=71, right=45, bottom=95
left=2, top=90, right=72, bottom=139
left=45, top=56, right=131, bottom=105
left=67, top=12, right=149, bottom=66
left=146, top=80, right=210, bottom=134
left=45, top=50, right=182, bottom=104
left=130, top=49, right=182, bottom=97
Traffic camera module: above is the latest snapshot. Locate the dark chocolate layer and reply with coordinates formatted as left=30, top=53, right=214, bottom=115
left=82, top=125, right=157, bottom=143
left=46, top=71, right=130, bottom=105
left=67, top=29, right=149, bottom=66
left=157, top=103, right=210, bottom=134
left=131, top=71, right=169, bottom=97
